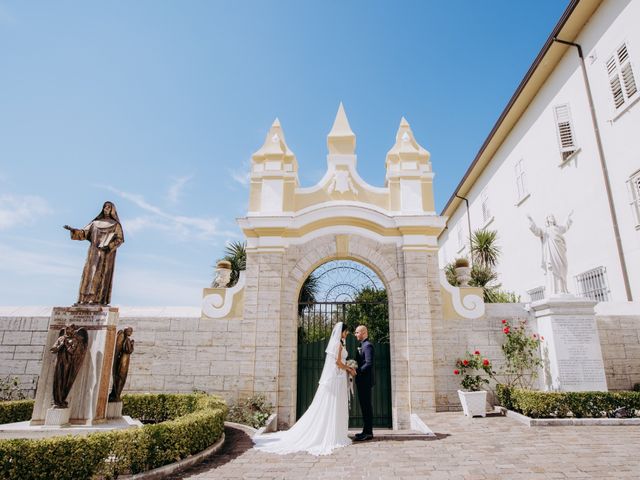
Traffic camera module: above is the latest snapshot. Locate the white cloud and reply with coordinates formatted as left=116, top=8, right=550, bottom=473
left=167, top=175, right=192, bottom=204
left=0, top=194, right=52, bottom=230
left=101, top=185, right=238, bottom=241
left=0, top=242, right=77, bottom=277
left=228, top=160, right=251, bottom=188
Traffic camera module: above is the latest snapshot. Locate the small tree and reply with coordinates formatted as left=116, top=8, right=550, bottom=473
left=345, top=287, right=389, bottom=343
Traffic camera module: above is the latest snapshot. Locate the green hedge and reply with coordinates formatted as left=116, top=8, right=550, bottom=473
left=0, top=399, right=35, bottom=424
left=0, top=393, right=227, bottom=480
left=498, top=386, right=640, bottom=418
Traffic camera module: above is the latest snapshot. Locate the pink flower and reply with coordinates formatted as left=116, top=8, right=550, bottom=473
left=463, top=359, right=469, bottom=366
left=532, top=334, right=537, bottom=339
left=503, top=327, right=510, bottom=334
left=474, top=350, right=480, bottom=355
left=454, top=369, right=460, bottom=375
left=540, top=335, right=545, bottom=341
left=501, top=319, right=507, bottom=324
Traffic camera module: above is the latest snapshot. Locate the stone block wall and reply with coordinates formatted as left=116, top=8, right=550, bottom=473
left=434, top=303, right=534, bottom=412
left=1, top=301, right=638, bottom=417
left=595, top=303, right=640, bottom=391
left=0, top=307, right=50, bottom=398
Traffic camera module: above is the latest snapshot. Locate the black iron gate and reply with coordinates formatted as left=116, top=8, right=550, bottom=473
left=296, top=301, right=392, bottom=428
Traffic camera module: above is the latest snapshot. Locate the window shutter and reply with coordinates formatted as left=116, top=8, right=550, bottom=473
left=554, top=104, right=576, bottom=160
left=607, top=43, right=637, bottom=109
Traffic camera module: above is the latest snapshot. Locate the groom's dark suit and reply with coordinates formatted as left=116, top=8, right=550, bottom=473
left=355, top=338, right=375, bottom=436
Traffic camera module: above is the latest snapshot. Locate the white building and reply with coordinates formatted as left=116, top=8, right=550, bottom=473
left=438, top=0, right=639, bottom=302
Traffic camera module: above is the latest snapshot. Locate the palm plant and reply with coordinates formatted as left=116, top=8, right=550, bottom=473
left=221, top=240, right=246, bottom=287
left=471, top=229, right=501, bottom=269
left=298, top=273, right=319, bottom=315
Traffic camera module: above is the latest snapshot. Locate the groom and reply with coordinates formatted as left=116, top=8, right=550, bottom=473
left=354, top=325, right=375, bottom=441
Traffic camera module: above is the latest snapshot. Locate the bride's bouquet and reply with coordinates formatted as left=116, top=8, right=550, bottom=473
left=346, top=359, right=358, bottom=406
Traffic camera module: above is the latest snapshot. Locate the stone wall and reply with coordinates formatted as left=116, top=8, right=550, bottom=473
left=596, top=303, right=640, bottom=391
left=0, top=307, right=50, bottom=398
left=434, top=303, right=534, bottom=412
left=1, top=302, right=638, bottom=415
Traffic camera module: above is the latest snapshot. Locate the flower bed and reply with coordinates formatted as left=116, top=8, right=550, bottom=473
left=497, top=386, right=640, bottom=418
left=0, top=393, right=227, bottom=480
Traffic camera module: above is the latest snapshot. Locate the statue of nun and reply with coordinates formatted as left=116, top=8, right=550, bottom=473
left=64, top=201, right=124, bottom=305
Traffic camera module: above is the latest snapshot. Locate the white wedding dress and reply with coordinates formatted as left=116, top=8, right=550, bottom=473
left=253, top=322, right=351, bottom=456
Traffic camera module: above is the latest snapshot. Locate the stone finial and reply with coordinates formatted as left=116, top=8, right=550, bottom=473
left=327, top=103, right=356, bottom=155
left=385, top=116, right=431, bottom=168
left=252, top=118, right=296, bottom=165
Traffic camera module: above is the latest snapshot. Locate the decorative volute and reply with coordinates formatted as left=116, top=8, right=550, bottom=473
left=385, top=117, right=431, bottom=176
left=248, top=118, right=298, bottom=215
left=327, top=103, right=356, bottom=155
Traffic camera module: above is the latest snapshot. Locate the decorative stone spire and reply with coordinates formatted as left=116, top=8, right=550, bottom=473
left=385, top=116, right=431, bottom=170
left=385, top=116, right=435, bottom=213
left=327, top=103, right=356, bottom=155
left=252, top=118, right=296, bottom=165
left=248, top=117, right=298, bottom=215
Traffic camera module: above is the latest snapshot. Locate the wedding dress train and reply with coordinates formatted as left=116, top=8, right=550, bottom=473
left=253, top=322, right=351, bottom=456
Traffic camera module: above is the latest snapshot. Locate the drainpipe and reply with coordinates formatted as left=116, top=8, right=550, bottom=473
left=553, top=37, right=632, bottom=301
left=455, top=194, right=473, bottom=265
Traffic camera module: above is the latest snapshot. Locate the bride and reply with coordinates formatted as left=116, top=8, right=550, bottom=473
left=253, top=322, right=356, bottom=456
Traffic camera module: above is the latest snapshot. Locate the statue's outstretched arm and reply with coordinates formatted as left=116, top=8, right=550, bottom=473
left=526, top=215, right=542, bottom=237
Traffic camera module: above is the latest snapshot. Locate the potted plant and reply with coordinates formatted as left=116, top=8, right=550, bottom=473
left=454, top=257, right=471, bottom=287
left=454, top=350, right=494, bottom=417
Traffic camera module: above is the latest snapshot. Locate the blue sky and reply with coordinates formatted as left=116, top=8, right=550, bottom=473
left=0, top=1, right=568, bottom=306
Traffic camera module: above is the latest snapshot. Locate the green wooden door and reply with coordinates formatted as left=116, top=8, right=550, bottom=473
left=296, top=301, right=392, bottom=428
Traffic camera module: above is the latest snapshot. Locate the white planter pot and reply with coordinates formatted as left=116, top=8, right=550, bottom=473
left=454, top=266, right=472, bottom=287
left=457, top=390, right=487, bottom=417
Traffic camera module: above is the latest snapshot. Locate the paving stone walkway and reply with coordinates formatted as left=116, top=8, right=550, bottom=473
left=172, top=412, right=640, bottom=479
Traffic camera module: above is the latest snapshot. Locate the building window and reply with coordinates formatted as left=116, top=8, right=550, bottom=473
left=606, top=43, right=637, bottom=110
left=575, top=266, right=610, bottom=302
left=553, top=104, right=577, bottom=161
left=514, top=158, right=528, bottom=202
left=527, top=286, right=545, bottom=302
left=481, top=189, right=491, bottom=224
left=628, top=169, right=640, bottom=228
left=456, top=225, right=464, bottom=251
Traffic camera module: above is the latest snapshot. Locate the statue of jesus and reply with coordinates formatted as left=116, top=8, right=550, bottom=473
left=527, top=212, right=573, bottom=296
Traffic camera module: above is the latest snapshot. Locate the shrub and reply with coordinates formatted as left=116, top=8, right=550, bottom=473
left=227, top=394, right=273, bottom=428
left=0, top=399, right=34, bottom=424
left=633, top=383, right=640, bottom=392
left=0, top=393, right=227, bottom=480
left=0, top=376, right=28, bottom=401
left=502, top=387, right=640, bottom=418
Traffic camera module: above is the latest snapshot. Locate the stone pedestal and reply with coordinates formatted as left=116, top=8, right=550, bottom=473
left=30, top=306, right=119, bottom=426
left=107, top=401, right=123, bottom=419
left=532, top=295, right=607, bottom=392
left=44, top=407, right=70, bottom=426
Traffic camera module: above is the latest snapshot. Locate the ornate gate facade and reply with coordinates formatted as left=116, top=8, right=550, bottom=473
left=234, top=104, right=448, bottom=429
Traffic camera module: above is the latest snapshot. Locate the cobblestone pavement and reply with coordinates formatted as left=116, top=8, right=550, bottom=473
left=172, top=413, right=640, bottom=479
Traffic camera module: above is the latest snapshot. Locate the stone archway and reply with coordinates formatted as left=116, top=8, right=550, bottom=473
left=281, top=233, right=406, bottom=429
left=235, top=105, right=447, bottom=430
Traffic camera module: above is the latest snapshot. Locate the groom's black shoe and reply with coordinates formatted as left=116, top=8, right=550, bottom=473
left=353, top=433, right=373, bottom=441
